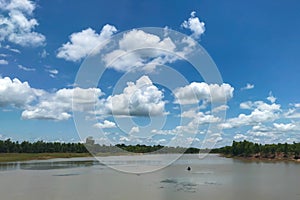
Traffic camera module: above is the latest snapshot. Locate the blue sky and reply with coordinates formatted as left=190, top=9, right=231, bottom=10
left=0, top=0, right=300, bottom=147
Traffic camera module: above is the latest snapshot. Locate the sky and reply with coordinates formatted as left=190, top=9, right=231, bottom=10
left=0, top=0, right=300, bottom=147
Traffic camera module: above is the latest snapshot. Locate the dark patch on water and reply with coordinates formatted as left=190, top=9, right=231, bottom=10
left=0, top=160, right=102, bottom=171
left=192, top=171, right=214, bottom=175
left=160, top=178, right=197, bottom=193
left=21, top=160, right=101, bottom=170
left=161, top=178, right=178, bottom=184
left=53, top=173, right=80, bottom=177
left=204, top=181, right=221, bottom=185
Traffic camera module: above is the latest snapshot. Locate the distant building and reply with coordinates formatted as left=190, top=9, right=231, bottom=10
left=86, top=136, right=95, bottom=145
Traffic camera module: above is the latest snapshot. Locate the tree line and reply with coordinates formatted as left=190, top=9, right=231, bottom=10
left=1, top=139, right=300, bottom=159
left=115, top=144, right=200, bottom=154
left=214, top=140, right=300, bottom=159
left=0, top=139, right=201, bottom=154
left=0, top=139, right=88, bottom=153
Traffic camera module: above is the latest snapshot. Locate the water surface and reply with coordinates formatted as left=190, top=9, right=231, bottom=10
left=0, top=154, right=299, bottom=200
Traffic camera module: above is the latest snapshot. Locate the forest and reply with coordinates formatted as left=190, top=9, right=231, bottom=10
left=0, top=139, right=88, bottom=153
left=1, top=139, right=300, bottom=160
left=214, top=140, right=300, bottom=160
left=0, top=139, right=200, bottom=154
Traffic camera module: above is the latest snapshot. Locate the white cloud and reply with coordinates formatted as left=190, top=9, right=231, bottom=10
left=205, top=132, right=223, bottom=144
left=3, top=45, right=20, bottom=53
left=94, top=120, right=116, bottom=129
left=267, top=92, right=276, bottom=103
left=22, top=87, right=103, bottom=120
left=103, top=29, right=177, bottom=72
left=181, top=11, right=205, bottom=39
left=105, top=75, right=166, bottom=116
left=220, top=101, right=281, bottom=129
left=212, top=105, right=229, bottom=113
left=0, top=59, right=8, bottom=65
left=57, top=24, right=117, bottom=62
left=18, top=64, right=35, bottom=71
left=181, top=109, right=220, bottom=123
left=153, top=109, right=220, bottom=136
left=240, top=101, right=253, bottom=109
left=119, top=136, right=130, bottom=142
left=40, top=49, right=48, bottom=58
left=49, top=69, right=58, bottom=74
left=284, top=108, right=300, bottom=119
left=1, top=0, right=35, bottom=14
left=241, top=83, right=254, bottom=90
left=248, top=129, right=275, bottom=138
left=0, top=0, right=45, bottom=46
left=0, top=75, right=167, bottom=120
left=234, top=134, right=248, bottom=140
left=174, top=82, right=234, bottom=105
left=129, top=126, right=140, bottom=134
left=0, top=76, right=43, bottom=108
left=294, top=103, right=300, bottom=108
left=45, top=68, right=59, bottom=78
left=273, top=123, right=297, bottom=132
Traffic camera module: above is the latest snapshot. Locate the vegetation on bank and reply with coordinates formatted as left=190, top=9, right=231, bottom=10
left=89, top=144, right=200, bottom=154
left=0, top=139, right=88, bottom=153
left=0, top=139, right=200, bottom=154
left=214, top=140, right=300, bottom=161
left=0, top=139, right=201, bottom=162
left=0, top=153, right=91, bottom=162
left=1, top=139, right=300, bottom=162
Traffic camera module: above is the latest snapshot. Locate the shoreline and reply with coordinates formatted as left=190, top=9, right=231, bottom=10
left=221, top=154, right=300, bottom=163
left=0, top=153, right=92, bottom=163
left=2, top=152, right=300, bottom=163
left=0, top=152, right=147, bottom=163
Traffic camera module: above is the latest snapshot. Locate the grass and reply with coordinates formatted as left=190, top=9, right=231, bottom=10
left=0, top=153, right=92, bottom=163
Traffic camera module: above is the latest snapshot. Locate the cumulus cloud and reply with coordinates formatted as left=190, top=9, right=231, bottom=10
left=181, top=11, right=205, bottom=39
left=153, top=109, right=220, bottom=136
left=220, top=101, right=281, bottom=129
left=94, top=120, right=116, bottom=129
left=103, top=29, right=177, bottom=72
left=234, top=134, right=248, bottom=140
left=241, top=83, right=254, bottom=90
left=105, top=75, right=166, bottom=116
left=0, top=0, right=45, bottom=46
left=0, top=75, right=167, bottom=120
left=284, top=108, right=300, bottom=119
left=1, top=0, right=35, bottom=14
left=57, top=24, right=117, bottom=62
left=181, top=109, right=220, bottom=122
left=241, top=121, right=300, bottom=144
left=174, top=82, right=234, bottom=105
left=22, top=87, right=103, bottom=120
left=273, top=123, right=297, bottom=132
left=0, top=59, right=8, bottom=64
left=0, top=76, right=43, bottom=108
left=240, top=101, right=253, bottom=110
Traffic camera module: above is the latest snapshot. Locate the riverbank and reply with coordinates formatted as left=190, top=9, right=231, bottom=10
left=0, top=153, right=92, bottom=162
left=0, top=152, right=146, bottom=162
left=221, top=154, right=300, bottom=163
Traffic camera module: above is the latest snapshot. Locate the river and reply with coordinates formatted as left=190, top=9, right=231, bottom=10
left=0, top=154, right=299, bottom=200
